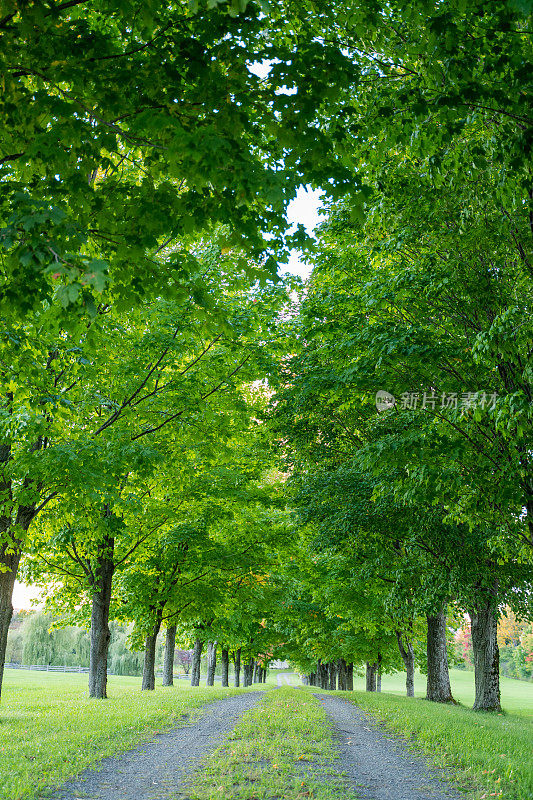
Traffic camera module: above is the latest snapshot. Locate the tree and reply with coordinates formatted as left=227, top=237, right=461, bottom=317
left=0, top=0, right=355, bottom=318
left=5, top=251, right=292, bottom=700
left=270, top=180, right=532, bottom=708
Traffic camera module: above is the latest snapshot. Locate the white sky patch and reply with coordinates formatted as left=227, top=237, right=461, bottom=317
left=285, top=185, right=323, bottom=279
left=13, top=580, right=42, bottom=610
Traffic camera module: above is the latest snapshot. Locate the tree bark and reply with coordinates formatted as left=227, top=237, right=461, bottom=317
left=346, top=662, right=354, bottom=691
left=366, top=661, right=377, bottom=692
left=206, top=640, right=217, bottom=686
left=470, top=604, right=501, bottom=711
left=253, top=661, right=259, bottom=682
left=426, top=611, right=454, bottom=703
left=142, top=613, right=162, bottom=691
left=162, top=624, right=176, bottom=687
left=221, top=647, right=229, bottom=687
left=377, top=652, right=382, bottom=693
left=88, top=532, right=115, bottom=699
left=327, top=661, right=337, bottom=690
left=232, top=647, right=241, bottom=687
left=190, top=638, right=203, bottom=686
left=0, top=500, right=35, bottom=701
left=337, top=658, right=347, bottom=690
left=0, top=547, right=21, bottom=702
left=318, top=659, right=328, bottom=689
left=396, top=632, right=415, bottom=697
left=243, top=658, right=254, bottom=686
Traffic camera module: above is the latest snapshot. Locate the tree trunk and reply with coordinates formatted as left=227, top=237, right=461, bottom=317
left=0, top=501, right=35, bottom=702
left=346, top=662, right=354, bottom=691
left=88, top=533, right=115, bottom=699
left=243, top=659, right=254, bottom=686
left=366, top=661, right=377, bottom=692
left=318, top=659, right=328, bottom=689
left=233, top=647, right=241, bottom=687
left=327, top=661, right=337, bottom=690
left=162, top=624, right=176, bottom=687
left=0, top=547, right=21, bottom=702
left=470, top=604, right=501, bottom=711
left=396, top=631, right=415, bottom=697
left=221, top=647, right=229, bottom=687
left=142, top=613, right=162, bottom=691
left=337, top=658, right=347, bottom=690
left=190, top=638, right=203, bottom=687
left=426, top=611, right=454, bottom=703
left=206, top=640, right=217, bottom=686
left=377, top=652, right=382, bottom=693
left=252, top=661, right=259, bottom=682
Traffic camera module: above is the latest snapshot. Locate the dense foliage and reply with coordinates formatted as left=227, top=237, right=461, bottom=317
left=1, top=0, right=531, bottom=713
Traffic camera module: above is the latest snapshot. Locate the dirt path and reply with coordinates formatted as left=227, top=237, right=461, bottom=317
left=318, top=694, right=463, bottom=800
left=276, top=671, right=299, bottom=687
left=44, top=692, right=263, bottom=800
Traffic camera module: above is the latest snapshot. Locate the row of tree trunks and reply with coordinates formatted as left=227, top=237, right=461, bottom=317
left=142, top=605, right=498, bottom=709
left=311, top=660, right=354, bottom=691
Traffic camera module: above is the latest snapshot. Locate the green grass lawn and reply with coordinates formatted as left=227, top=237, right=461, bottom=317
left=0, top=668, right=259, bottom=800
left=187, top=686, right=357, bottom=800
left=350, top=667, right=533, bottom=719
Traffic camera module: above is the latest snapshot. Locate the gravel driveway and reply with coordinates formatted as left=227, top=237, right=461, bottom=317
left=44, top=691, right=263, bottom=800
left=318, top=694, right=463, bottom=800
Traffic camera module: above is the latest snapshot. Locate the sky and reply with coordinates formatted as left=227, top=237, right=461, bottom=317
left=284, top=185, right=323, bottom=278
left=12, top=186, right=323, bottom=610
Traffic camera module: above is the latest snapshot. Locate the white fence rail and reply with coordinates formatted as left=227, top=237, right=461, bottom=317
left=7, top=663, right=92, bottom=673
left=5, top=663, right=191, bottom=678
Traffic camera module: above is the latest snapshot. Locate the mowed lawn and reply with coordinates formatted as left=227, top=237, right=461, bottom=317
left=350, top=667, right=533, bottom=718
left=0, top=669, right=254, bottom=800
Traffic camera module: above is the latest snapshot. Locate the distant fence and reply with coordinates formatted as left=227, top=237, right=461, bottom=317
left=5, top=663, right=191, bottom=678
left=6, top=663, right=91, bottom=673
